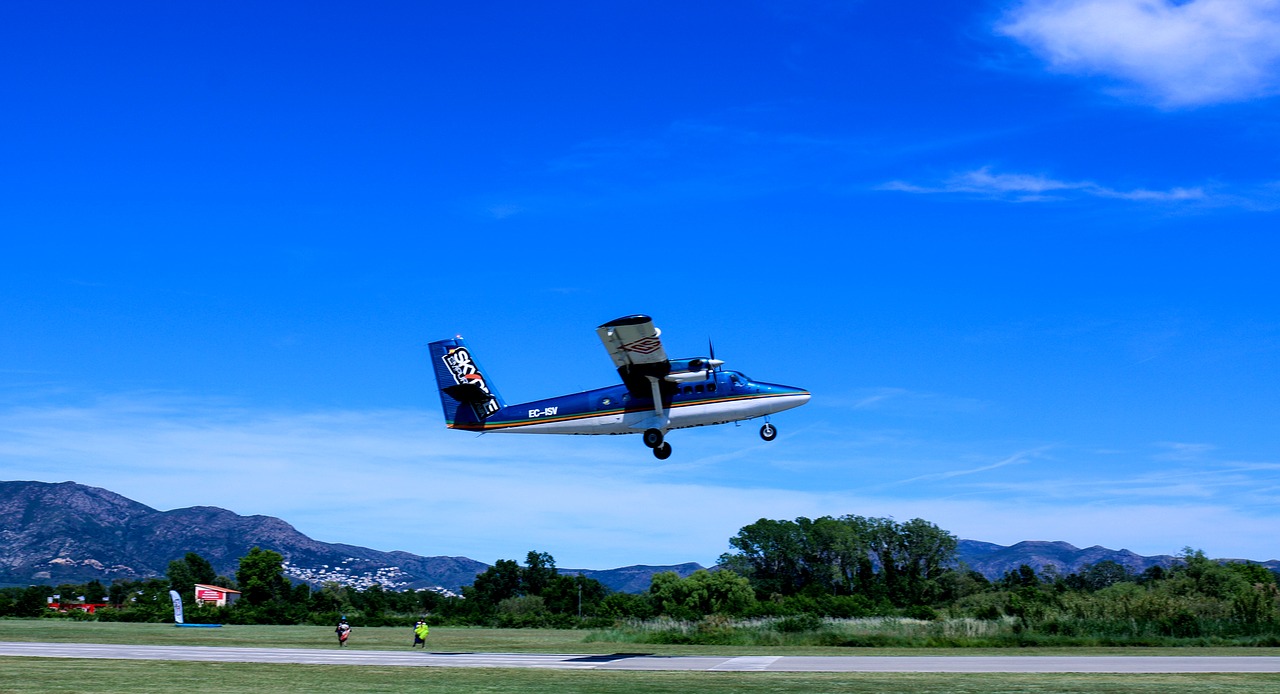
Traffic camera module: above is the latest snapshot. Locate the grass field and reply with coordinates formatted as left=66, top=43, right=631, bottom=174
left=5, top=619, right=1280, bottom=657
left=4, top=658, right=1280, bottom=694
left=3, top=619, right=1280, bottom=693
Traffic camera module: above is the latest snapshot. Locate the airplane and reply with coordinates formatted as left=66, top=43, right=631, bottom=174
left=427, top=314, right=810, bottom=459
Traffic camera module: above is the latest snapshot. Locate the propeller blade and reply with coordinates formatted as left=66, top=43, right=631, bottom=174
left=707, top=338, right=722, bottom=372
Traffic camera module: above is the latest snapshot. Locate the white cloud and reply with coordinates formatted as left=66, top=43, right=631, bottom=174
left=818, top=388, right=987, bottom=415
left=0, top=395, right=839, bottom=568
left=880, top=166, right=1206, bottom=202
left=894, top=447, right=1049, bottom=484
left=998, top=0, right=1280, bottom=106
left=1153, top=441, right=1217, bottom=460
left=4, top=395, right=1280, bottom=568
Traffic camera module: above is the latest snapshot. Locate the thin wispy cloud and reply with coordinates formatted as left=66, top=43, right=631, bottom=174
left=486, top=203, right=525, bottom=220
left=824, top=388, right=987, bottom=417
left=894, top=447, right=1049, bottom=485
left=503, top=116, right=881, bottom=213
left=5, top=395, right=1280, bottom=564
left=853, top=388, right=910, bottom=410
left=0, top=394, right=856, bottom=567
left=959, top=446, right=1280, bottom=505
left=880, top=166, right=1206, bottom=202
left=998, top=0, right=1280, bottom=107
left=1153, top=441, right=1216, bottom=461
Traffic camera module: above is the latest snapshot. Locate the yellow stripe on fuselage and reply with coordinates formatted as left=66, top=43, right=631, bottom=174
left=447, top=391, right=804, bottom=432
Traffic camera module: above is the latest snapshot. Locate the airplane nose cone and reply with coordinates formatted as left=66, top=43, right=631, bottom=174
left=754, top=382, right=810, bottom=411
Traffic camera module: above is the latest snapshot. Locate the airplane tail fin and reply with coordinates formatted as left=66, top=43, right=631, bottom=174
left=428, top=337, right=505, bottom=428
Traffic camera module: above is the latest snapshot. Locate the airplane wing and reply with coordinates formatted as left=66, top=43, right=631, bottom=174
left=596, top=315, right=672, bottom=395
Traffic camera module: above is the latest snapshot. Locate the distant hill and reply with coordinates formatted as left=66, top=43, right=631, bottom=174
left=955, top=539, right=1279, bottom=578
left=561, top=563, right=706, bottom=593
left=955, top=539, right=1175, bottom=578
left=3, top=480, right=1274, bottom=593
left=0, top=480, right=700, bottom=593
left=0, top=480, right=486, bottom=591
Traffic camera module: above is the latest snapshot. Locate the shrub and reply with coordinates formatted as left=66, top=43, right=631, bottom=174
left=904, top=605, right=940, bottom=621
left=774, top=614, right=824, bottom=633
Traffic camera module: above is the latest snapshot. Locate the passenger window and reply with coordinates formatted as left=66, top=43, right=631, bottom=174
left=708, top=383, right=716, bottom=392
left=695, top=385, right=704, bottom=393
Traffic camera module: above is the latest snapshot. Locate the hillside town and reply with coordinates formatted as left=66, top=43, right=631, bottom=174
left=281, top=558, right=459, bottom=598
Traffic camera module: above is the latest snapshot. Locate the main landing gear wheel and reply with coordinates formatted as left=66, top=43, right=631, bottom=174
left=643, top=428, right=664, bottom=448
left=653, top=441, right=672, bottom=460
left=760, top=422, right=778, bottom=441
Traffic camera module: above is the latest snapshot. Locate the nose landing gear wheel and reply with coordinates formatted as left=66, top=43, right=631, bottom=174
left=643, top=428, right=664, bottom=448
left=653, top=441, right=672, bottom=459
left=760, top=423, right=778, bottom=441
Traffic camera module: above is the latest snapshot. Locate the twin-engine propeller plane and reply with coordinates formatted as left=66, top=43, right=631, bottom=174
left=428, top=315, right=810, bottom=459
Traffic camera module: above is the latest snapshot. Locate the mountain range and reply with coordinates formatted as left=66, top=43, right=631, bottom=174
left=3, top=480, right=1274, bottom=592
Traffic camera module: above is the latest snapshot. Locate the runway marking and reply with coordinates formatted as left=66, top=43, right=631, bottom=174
left=711, top=656, right=782, bottom=671
left=3, top=642, right=1280, bottom=673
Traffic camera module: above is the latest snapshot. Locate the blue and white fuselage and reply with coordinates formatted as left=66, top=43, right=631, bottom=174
left=456, top=371, right=807, bottom=435
left=428, top=315, right=810, bottom=459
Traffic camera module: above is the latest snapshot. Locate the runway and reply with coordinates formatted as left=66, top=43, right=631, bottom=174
left=4, top=642, right=1280, bottom=672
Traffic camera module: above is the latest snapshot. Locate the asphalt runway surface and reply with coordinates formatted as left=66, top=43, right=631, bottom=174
left=4, top=642, right=1280, bottom=672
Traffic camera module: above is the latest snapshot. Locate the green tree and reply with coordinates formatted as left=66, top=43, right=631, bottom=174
left=1000, top=564, right=1041, bottom=590
left=521, top=551, right=557, bottom=596
left=496, top=595, right=550, bottom=627
left=84, top=580, right=108, bottom=604
left=167, top=552, right=218, bottom=603
left=719, top=517, right=814, bottom=596
left=541, top=574, right=607, bottom=617
left=108, top=582, right=129, bottom=607
left=803, top=515, right=875, bottom=596
left=649, top=570, right=755, bottom=618
left=463, top=551, right=607, bottom=623
left=355, top=583, right=387, bottom=619
left=14, top=585, right=52, bottom=617
left=235, top=547, right=290, bottom=606
left=720, top=514, right=955, bottom=606
left=1169, top=548, right=1247, bottom=600
left=599, top=591, right=654, bottom=620
left=1064, top=560, right=1134, bottom=592
left=1232, top=582, right=1279, bottom=625
left=1224, top=561, right=1278, bottom=587
left=867, top=517, right=957, bottom=606
left=311, top=581, right=351, bottom=615
left=465, top=558, right=522, bottom=610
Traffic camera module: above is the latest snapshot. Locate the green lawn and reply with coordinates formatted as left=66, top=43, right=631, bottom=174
left=5, top=619, right=1280, bottom=657
left=3, top=619, right=1280, bottom=693
left=3, top=658, right=1279, bottom=694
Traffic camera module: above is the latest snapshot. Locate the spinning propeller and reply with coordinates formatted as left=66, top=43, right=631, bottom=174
left=690, top=339, right=724, bottom=375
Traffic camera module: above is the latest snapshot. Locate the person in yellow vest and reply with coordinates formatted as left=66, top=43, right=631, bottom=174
left=413, top=620, right=429, bottom=648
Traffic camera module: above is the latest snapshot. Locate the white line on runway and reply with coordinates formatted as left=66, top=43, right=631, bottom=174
left=4, top=642, right=1280, bottom=673
left=711, top=656, right=782, bottom=671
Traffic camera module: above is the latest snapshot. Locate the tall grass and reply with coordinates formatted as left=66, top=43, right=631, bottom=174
left=6, top=658, right=1280, bottom=694
left=586, top=615, right=1280, bottom=648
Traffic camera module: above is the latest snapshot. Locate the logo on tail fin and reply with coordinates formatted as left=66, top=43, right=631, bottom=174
left=441, top=346, right=501, bottom=419
left=621, top=337, right=663, bottom=354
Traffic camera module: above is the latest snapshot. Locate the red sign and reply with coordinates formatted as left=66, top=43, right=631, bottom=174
left=197, top=589, right=222, bottom=601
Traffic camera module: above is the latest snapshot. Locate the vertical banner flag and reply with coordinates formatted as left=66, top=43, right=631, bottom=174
left=169, top=590, right=185, bottom=624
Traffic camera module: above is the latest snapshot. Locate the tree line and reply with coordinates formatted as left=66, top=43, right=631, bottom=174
left=4, top=514, right=1277, bottom=642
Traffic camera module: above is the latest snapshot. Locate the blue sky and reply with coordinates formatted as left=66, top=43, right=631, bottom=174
left=2, top=1, right=1279, bottom=569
